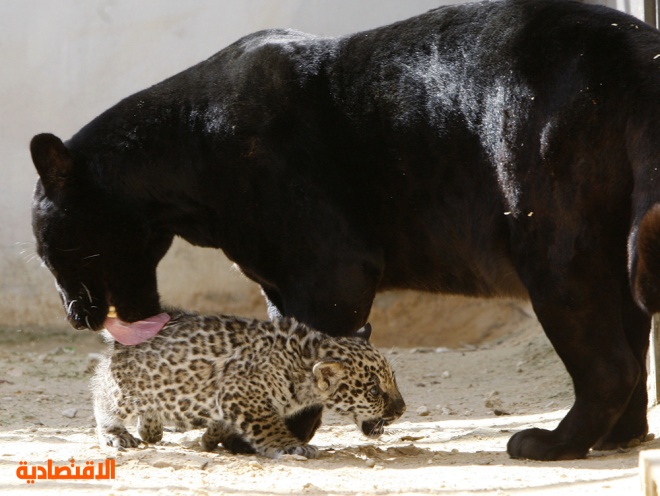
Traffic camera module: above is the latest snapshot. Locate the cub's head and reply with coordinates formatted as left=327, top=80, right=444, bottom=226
left=30, top=133, right=173, bottom=330
left=313, top=338, right=405, bottom=438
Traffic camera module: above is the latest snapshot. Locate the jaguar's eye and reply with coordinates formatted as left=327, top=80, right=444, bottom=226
left=369, top=385, right=380, bottom=397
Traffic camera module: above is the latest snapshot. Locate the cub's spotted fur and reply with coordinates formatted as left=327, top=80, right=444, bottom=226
left=92, top=310, right=405, bottom=458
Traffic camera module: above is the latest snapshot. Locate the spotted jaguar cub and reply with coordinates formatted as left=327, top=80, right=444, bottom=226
left=92, top=309, right=405, bottom=458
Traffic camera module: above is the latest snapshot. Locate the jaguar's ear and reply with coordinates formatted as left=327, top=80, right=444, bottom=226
left=354, top=322, right=372, bottom=341
left=30, top=133, right=74, bottom=196
left=313, top=360, right=344, bottom=392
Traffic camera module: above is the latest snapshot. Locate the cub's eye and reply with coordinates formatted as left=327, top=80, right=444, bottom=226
left=368, top=385, right=380, bottom=397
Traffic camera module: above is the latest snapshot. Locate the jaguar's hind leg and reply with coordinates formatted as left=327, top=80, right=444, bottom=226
left=594, top=297, right=651, bottom=450
left=507, top=269, right=641, bottom=460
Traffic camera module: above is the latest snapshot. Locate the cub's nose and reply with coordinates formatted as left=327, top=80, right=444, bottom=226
left=385, top=393, right=406, bottom=420
left=392, top=395, right=406, bottom=418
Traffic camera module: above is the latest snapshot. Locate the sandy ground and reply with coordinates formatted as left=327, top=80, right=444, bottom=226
left=1, top=294, right=658, bottom=495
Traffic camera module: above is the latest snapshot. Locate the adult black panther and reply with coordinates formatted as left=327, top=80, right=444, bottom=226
left=30, top=0, right=660, bottom=460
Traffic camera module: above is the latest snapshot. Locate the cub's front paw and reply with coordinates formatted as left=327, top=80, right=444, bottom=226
left=259, top=444, right=320, bottom=459
left=282, top=444, right=319, bottom=459
left=105, top=430, right=141, bottom=450
left=221, top=434, right=257, bottom=454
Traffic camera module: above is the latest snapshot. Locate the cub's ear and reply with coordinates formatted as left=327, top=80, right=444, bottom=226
left=354, top=322, right=372, bottom=341
left=313, top=360, right=344, bottom=392
left=30, top=133, right=74, bottom=195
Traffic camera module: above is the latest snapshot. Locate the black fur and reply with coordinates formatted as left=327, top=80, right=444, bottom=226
left=285, top=405, right=324, bottom=443
left=30, top=0, right=660, bottom=460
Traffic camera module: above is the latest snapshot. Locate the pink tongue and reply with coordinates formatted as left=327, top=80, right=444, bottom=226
left=103, top=312, right=171, bottom=345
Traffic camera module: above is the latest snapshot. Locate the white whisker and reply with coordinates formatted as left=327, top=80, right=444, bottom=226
left=81, top=283, right=93, bottom=302
left=67, top=299, right=77, bottom=315
left=15, top=242, right=43, bottom=265
left=385, top=351, right=402, bottom=368
left=22, top=253, right=40, bottom=264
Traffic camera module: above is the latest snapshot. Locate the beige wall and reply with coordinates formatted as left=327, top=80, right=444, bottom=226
left=1, top=0, right=648, bottom=330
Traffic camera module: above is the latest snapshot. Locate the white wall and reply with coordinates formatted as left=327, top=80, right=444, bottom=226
left=0, top=0, right=649, bottom=329
left=584, top=0, right=646, bottom=19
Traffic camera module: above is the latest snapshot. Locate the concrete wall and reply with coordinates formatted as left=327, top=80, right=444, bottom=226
left=584, top=0, right=646, bottom=18
left=0, top=0, right=648, bottom=330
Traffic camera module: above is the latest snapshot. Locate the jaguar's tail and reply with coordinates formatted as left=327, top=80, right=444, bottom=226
left=633, top=206, right=660, bottom=313
left=629, top=85, right=660, bottom=313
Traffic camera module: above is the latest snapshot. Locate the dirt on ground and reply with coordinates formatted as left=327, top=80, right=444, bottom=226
left=1, top=291, right=658, bottom=495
